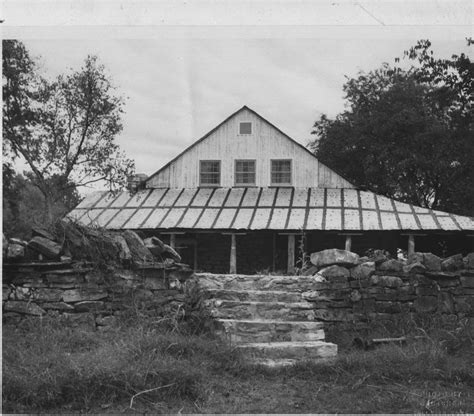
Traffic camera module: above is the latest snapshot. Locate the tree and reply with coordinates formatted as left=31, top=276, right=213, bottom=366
left=3, top=40, right=135, bottom=225
left=310, top=40, right=473, bottom=216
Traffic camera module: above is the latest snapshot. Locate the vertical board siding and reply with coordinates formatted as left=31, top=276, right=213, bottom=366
left=146, top=109, right=355, bottom=189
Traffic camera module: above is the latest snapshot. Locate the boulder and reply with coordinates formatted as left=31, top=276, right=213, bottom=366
left=162, top=244, right=182, bottom=262
left=310, top=249, right=359, bottom=268
left=62, top=288, right=108, bottom=303
left=144, top=236, right=166, bottom=258
left=350, top=261, right=376, bottom=280
left=423, top=253, right=442, bottom=271
left=403, top=262, right=426, bottom=274
left=301, top=265, right=319, bottom=276
left=370, top=275, right=403, bottom=288
left=28, top=236, right=62, bottom=259
left=112, top=234, right=132, bottom=262
left=31, top=226, right=56, bottom=242
left=378, top=259, right=404, bottom=273
left=122, top=230, right=154, bottom=263
left=7, top=243, right=25, bottom=260
left=464, top=253, right=474, bottom=269
left=317, top=265, right=350, bottom=283
left=4, top=300, right=45, bottom=316
left=441, top=254, right=464, bottom=271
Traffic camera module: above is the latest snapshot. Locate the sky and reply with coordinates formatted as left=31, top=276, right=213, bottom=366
left=18, top=26, right=472, bottom=191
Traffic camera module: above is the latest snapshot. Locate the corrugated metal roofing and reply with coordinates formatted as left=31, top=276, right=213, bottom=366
left=68, top=187, right=474, bottom=232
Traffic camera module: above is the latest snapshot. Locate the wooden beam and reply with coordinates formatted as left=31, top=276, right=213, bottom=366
left=272, top=233, right=276, bottom=272
left=345, top=235, right=352, bottom=251
left=230, top=234, right=237, bottom=274
left=169, top=234, right=176, bottom=249
left=407, top=234, right=415, bottom=257
left=287, top=234, right=295, bottom=274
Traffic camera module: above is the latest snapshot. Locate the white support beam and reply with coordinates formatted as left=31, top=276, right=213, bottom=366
left=230, top=234, right=237, bottom=274
left=408, top=234, right=416, bottom=257
left=169, top=234, right=176, bottom=249
left=287, top=234, right=295, bottom=275
left=345, top=235, right=352, bottom=252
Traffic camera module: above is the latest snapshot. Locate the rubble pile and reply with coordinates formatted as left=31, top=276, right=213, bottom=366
left=3, top=219, right=183, bottom=268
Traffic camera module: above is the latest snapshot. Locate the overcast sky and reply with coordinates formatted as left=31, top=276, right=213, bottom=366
left=20, top=26, right=471, bottom=188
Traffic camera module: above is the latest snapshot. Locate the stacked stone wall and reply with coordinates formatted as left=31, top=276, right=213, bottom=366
left=2, top=262, right=193, bottom=329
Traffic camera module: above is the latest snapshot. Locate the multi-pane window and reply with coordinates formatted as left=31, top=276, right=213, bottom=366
left=271, top=159, right=292, bottom=185
left=235, top=160, right=256, bottom=185
left=200, top=160, right=221, bottom=186
left=239, top=122, right=252, bottom=135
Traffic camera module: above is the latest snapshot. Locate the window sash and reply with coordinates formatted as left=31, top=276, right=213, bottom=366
left=235, top=160, right=256, bottom=185
left=200, top=161, right=221, bottom=185
left=271, top=160, right=292, bottom=185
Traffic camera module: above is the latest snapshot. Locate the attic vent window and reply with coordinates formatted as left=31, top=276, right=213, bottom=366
left=200, top=160, right=221, bottom=186
left=239, top=122, right=252, bottom=135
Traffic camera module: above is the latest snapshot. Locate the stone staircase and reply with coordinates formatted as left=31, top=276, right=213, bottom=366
left=195, top=273, right=338, bottom=367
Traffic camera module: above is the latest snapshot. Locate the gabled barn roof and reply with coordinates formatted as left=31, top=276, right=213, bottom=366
left=68, top=187, right=474, bottom=232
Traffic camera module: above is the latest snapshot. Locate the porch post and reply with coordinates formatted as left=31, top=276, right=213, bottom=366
left=345, top=235, right=352, bottom=251
left=408, top=234, right=415, bottom=257
left=169, top=234, right=176, bottom=249
left=272, top=233, right=276, bottom=272
left=230, top=234, right=237, bottom=274
left=287, top=234, right=295, bottom=274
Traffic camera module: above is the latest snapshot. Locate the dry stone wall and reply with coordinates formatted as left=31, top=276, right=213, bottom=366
left=2, top=261, right=193, bottom=329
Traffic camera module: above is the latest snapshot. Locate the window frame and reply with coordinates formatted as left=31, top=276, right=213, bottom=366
left=239, top=121, right=252, bottom=135
left=270, top=159, right=292, bottom=186
left=199, top=160, right=221, bottom=187
left=234, top=159, right=257, bottom=186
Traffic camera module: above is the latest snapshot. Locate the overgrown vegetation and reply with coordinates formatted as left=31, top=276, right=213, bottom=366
left=3, top=315, right=473, bottom=413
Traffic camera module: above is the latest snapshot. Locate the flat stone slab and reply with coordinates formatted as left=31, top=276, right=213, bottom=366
left=203, top=289, right=303, bottom=303
left=207, top=300, right=316, bottom=321
left=215, top=319, right=325, bottom=343
left=237, top=341, right=338, bottom=360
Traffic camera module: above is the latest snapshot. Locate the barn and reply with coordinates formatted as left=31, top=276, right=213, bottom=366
left=69, top=106, right=474, bottom=274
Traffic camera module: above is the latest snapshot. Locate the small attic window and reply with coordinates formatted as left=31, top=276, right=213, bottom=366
left=239, top=122, right=252, bottom=135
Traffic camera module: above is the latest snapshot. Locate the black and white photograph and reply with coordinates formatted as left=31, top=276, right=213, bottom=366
left=2, top=1, right=474, bottom=413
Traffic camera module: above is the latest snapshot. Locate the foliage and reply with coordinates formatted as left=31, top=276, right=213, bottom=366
left=310, top=39, right=474, bottom=215
left=2, top=40, right=134, bottom=224
left=3, top=173, right=81, bottom=239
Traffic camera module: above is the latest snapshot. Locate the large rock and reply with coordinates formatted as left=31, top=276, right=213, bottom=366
left=162, top=244, right=182, bottom=262
left=4, top=300, right=45, bottom=316
left=31, top=226, right=56, bottom=242
left=144, top=236, right=166, bottom=258
left=7, top=243, right=25, bottom=260
left=378, top=259, right=404, bottom=273
left=62, top=288, right=108, bottom=303
left=464, top=253, right=474, bottom=269
left=403, top=262, right=426, bottom=274
left=350, top=261, right=376, bottom=280
left=310, top=249, right=359, bottom=268
left=317, top=265, right=350, bottom=283
left=28, top=236, right=62, bottom=259
left=441, top=254, right=464, bottom=272
left=370, top=275, right=403, bottom=288
left=122, top=230, right=154, bottom=263
left=112, top=234, right=132, bottom=262
left=423, top=253, right=442, bottom=271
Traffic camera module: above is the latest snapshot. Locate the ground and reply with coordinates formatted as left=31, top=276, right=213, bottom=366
left=3, top=316, right=474, bottom=414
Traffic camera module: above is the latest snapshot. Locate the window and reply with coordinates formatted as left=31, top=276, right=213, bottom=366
left=235, top=160, right=256, bottom=186
left=271, top=159, right=292, bottom=185
left=200, top=160, right=221, bottom=186
left=239, top=122, right=252, bottom=135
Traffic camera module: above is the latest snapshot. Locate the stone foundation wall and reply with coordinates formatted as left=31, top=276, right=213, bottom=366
left=2, top=261, right=193, bottom=329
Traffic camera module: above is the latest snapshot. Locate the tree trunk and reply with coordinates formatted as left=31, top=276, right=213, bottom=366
left=43, top=192, right=55, bottom=227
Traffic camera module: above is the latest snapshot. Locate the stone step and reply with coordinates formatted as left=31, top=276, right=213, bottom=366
left=250, top=357, right=336, bottom=368
left=215, top=319, right=325, bottom=343
left=237, top=341, right=337, bottom=361
left=195, top=273, right=327, bottom=292
left=203, top=289, right=303, bottom=303
left=206, top=300, right=316, bottom=321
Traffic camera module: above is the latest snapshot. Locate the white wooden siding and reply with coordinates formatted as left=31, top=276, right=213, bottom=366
left=146, top=108, right=355, bottom=189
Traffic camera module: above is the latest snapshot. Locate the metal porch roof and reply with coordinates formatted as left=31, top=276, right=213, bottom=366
left=68, top=187, right=474, bottom=232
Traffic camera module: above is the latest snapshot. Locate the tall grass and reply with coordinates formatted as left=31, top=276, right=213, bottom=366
left=2, top=317, right=243, bottom=412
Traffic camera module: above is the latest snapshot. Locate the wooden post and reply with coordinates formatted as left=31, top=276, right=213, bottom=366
left=193, top=240, right=198, bottom=271
left=230, top=234, right=237, bottom=274
left=169, top=234, right=176, bottom=249
left=345, top=235, right=352, bottom=251
left=272, top=233, right=276, bottom=272
left=287, top=234, right=295, bottom=274
left=408, top=234, right=415, bottom=257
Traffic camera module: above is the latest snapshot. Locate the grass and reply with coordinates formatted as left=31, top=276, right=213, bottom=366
left=3, top=315, right=474, bottom=414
